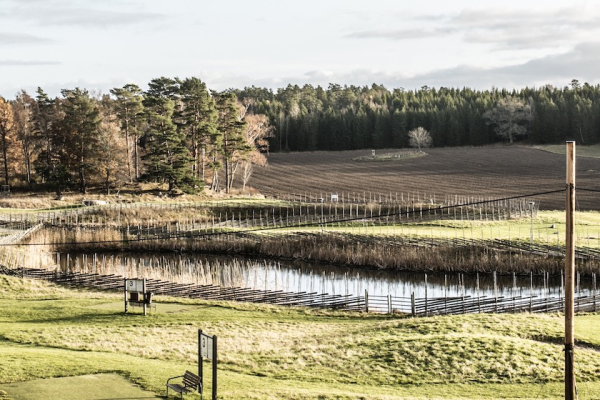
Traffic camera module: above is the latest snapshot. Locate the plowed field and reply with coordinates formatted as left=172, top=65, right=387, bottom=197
left=249, top=146, right=600, bottom=210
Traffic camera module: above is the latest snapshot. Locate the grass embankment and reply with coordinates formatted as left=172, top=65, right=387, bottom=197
left=2, top=275, right=600, bottom=399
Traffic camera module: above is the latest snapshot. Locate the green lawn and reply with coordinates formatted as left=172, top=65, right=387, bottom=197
left=1, top=275, right=600, bottom=399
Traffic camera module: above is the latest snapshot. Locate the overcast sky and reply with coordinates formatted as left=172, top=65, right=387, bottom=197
left=1, top=0, right=599, bottom=97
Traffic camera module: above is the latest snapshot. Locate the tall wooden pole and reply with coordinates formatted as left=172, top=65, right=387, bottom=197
left=565, top=141, right=576, bottom=400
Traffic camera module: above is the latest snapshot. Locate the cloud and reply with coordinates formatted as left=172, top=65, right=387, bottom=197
left=0, top=60, right=60, bottom=66
left=345, top=29, right=440, bottom=40
left=346, top=3, right=600, bottom=51
left=7, top=0, right=165, bottom=28
left=206, top=41, right=600, bottom=91
left=0, top=32, right=53, bottom=45
left=453, top=6, right=600, bottom=50
left=390, top=42, right=600, bottom=90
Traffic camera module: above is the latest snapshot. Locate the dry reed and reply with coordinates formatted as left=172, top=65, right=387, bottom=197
left=28, top=226, right=584, bottom=276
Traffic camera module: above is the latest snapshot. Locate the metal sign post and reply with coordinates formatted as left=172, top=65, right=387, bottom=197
left=124, top=278, right=148, bottom=316
left=198, top=329, right=217, bottom=400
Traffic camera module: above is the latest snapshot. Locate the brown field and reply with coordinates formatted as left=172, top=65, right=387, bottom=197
left=250, top=146, right=600, bottom=210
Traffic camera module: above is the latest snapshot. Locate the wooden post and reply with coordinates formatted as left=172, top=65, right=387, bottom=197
left=565, top=141, right=576, bottom=400
left=424, top=273, right=428, bottom=316
left=124, top=278, right=128, bottom=313
left=142, top=278, right=147, bottom=316
left=212, top=335, right=217, bottom=400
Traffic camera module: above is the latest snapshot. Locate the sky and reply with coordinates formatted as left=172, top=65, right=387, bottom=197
left=1, top=0, right=600, bottom=98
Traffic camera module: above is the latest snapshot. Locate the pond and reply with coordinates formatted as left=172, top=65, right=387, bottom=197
left=56, top=252, right=596, bottom=299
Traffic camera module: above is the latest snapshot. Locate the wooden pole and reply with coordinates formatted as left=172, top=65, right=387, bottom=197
left=212, top=335, right=218, bottom=400
left=565, top=141, right=576, bottom=400
left=123, top=278, right=128, bottom=313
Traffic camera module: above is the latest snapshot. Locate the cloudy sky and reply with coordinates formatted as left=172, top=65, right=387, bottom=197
left=1, top=0, right=599, bottom=97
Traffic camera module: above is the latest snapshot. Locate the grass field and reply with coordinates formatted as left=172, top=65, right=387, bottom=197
left=2, top=275, right=600, bottom=399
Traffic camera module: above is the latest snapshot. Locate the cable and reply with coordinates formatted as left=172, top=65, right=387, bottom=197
left=0, top=188, right=566, bottom=247
left=578, top=187, right=600, bottom=193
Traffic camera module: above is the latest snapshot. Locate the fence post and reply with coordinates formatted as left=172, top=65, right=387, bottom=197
left=424, top=273, right=428, bottom=316
left=494, top=271, right=498, bottom=313
left=530, top=271, right=533, bottom=313
left=388, top=294, right=392, bottom=314
left=365, top=289, right=369, bottom=313
left=411, top=292, right=416, bottom=317
left=594, top=273, right=597, bottom=312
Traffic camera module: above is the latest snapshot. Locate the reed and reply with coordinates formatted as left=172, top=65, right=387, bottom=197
left=29, top=226, right=583, bottom=276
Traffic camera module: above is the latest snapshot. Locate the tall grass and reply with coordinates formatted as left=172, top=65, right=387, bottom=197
left=27, top=227, right=581, bottom=275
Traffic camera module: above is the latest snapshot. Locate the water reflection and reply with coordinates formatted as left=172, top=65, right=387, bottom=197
left=57, top=252, right=597, bottom=299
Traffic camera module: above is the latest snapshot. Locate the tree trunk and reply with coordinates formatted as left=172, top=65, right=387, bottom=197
left=105, top=169, right=111, bottom=195
left=1, top=133, right=8, bottom=186
left=229, top=160, right=240, bottom=191
left=201, top=147, right=206, bottom=181
left=79, top=164, right=86, bottom=194
left=134, top=132, right=139, bottom=180
left=225, top=158, right=230, bottom=193
left=22, top=140, right=31, bottom=184
left=124, top=110, right=132, bottom=182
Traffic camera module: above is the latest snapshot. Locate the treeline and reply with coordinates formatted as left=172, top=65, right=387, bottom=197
left=233, top=80, right=600, bottom=151
left=0, top=77, right=272, bottom=194
left=2, top=78, right=599, bottom=194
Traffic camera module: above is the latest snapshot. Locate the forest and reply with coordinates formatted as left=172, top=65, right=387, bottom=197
left=0, top=78, right=599, bottom=193
left=236, top=79, right=600, bottom=152
left=0, top=77, right=272, bottom=195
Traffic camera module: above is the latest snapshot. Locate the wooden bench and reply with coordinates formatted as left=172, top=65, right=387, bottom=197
left=166, top=370, right=201, bottom=399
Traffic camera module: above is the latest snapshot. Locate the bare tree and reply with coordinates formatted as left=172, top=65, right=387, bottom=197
left=235, top=114, right=273, bottom=191
left=12, top=91, right=37, bottom=185
left=96, top=105, right=128, bottom=194
left=0, top=97, right=15, bottom=186
left=408, top=126, right=432, bottom=151
left=483, top=96, right=533, bottom=144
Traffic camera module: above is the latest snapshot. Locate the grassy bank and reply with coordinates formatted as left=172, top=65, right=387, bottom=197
left=1, top=275, right=600, bottom=399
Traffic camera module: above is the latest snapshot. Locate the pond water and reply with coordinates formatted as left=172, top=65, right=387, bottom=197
left=57, top=252, right=596, bottom=299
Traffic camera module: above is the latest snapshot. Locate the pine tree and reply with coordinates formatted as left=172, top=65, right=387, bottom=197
left=179, top=77, right=217, bottom=184
left=110, top=84, right=145, bottom=181
left=60, top=88, right=102, bottom=194
left=142, top=87, right=198, bottom=193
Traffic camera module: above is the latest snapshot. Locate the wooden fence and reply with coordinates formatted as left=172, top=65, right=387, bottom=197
left=2, top=265, right=598, bottom=317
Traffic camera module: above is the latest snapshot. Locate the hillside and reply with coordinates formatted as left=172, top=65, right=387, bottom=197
left=2, top=275, right=600, bottom=399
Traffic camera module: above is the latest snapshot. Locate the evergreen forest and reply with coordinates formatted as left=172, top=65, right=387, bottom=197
left=235, top=79, right=600, bottom=152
